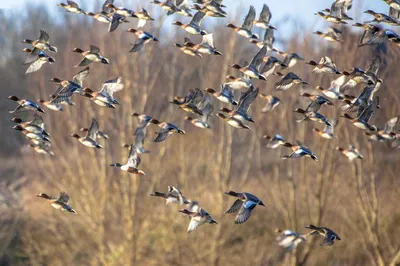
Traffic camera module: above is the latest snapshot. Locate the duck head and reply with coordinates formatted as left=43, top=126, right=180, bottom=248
left=10, top=117, right=22, bottom=124
left=172, top=21, right=183, bottom=26
left=12, top=125, right=24, bottom=131
left=70, top=133, right=81, bottom=139
left=8, top=95, right=20, bottom=102
left=36, top=193, right=52, bottom=199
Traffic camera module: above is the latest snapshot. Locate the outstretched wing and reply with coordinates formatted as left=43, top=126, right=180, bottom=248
left=237, top=86, right=259, bottom=113
left=24, top=47, right=42, bottom=65
left=129, top=39, right=146, bottom=53
left=201, top=34, right=214, bottom=48
left=153, top=129, right=170, bottom=143
left=259, top=4, right=272, bottom=23
left=26, top=58, right=47, bottom=74
left=39, top=30, right=50, bottom=43
left=365, top=57, right=381, bottom=76
left=58, top=192, right=70, bottom=204
left=235, top=200, right=256, bottom=224
left=100, top=76, right=123, bottom=97
left=127, top=145, right=141, bottom=168
left=242, top=5, right=256, bottom=30
left=87, top=118, right=100, bottom=140
left=72, top=67, right=90, bottom=87
left=225, top=199, right=243, bottom=213
left=249, top=45, right=267, bottom=69
left=190, top=11, right=205, bottom=26
left=384, top=116, right=399, bottom=133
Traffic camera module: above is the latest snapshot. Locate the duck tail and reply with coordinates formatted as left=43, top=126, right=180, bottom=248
left=96, top=144, right=104, bottom=149
left=69, top=208, right=77, bottom=214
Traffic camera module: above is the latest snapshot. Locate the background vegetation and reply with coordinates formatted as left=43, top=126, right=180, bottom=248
left=0, top=2, right=399, bottom=266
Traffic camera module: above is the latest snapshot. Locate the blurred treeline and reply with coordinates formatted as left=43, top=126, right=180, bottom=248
left=0, top=2, right=400, bottom=266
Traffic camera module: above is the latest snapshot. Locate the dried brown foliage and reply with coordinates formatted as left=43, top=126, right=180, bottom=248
left=0, top=4, right=400, bottom=266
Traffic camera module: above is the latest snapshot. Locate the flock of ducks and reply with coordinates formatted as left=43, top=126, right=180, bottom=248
left=9, top=0, right=400, bottom=252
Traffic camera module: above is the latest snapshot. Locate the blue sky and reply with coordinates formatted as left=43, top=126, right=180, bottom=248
left=0, top=0, right=388, bottom=16
left=1, top=0, right=390, bottom=40
left=2, top=0, right=389, bottom=21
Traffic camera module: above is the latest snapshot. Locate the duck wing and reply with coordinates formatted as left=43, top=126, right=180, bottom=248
left=170, top=186, right=185, bottom=205
left=305, top=100, right=321, bottom=113
left=234, top=200, right=257, bottom=224
left=39, top=30, right=50, bottom=43
left=134, top=130, right=150, bottom=154
left=225, top=199, right=243, bottom=213
left=187, top=214, right=202, bottom=232
left=198, top=94, right=213, bottom=122
left=72, top=67, right=89, bottom=87
left=100, top=76, right=123, bottom=98
left=190, top=11, right=205, bottom=26
left=249, top=45, right=267, bottom=69
left=31, top=114, right=45, bottom=128
left=365, top=56, right=381, bottom=76
left=87, top=117, right=100, bottom=140
left=357, top=96, right=379, bottom=123
left=185, top=88, right=204, bottom=106
left=89, top=45, right=100, bottom=53
left=241, top=5, right=256, bottom=30
left=129, top=38, right=146, bottom=52
left=24, top=47, right=42, bottom=65
left=58, top=192, right=70, bottom=204
left=76, top=57, right=93, bottom=67
left=26, top=57, right=47, bottom=74
left=237, top=86, right=259, bottom=113
left=134, top=116, right=151, bottom=136
left=384, top=116, right=399, bottom=133
left=127, top=145, right=141, bottom=168
left=329, top=74, right=346, bottom=93
left=109, top=13, right=123, bottom=32
left=389, top=6, right=400, bottom=20
left=153, top=129, right=170, bottom=142
left=358, top=25, right=380, bottom=47
left=263, top=28, right=275, bottom=47
left=276, top=72, right=298, bottom=91
left=201, top=33, right=214, bottom=48
left=67, top=1, right=79, bottom=8
left=259, top=4, right=272, bottom=23
left=102, top=0, right=114, bottom=13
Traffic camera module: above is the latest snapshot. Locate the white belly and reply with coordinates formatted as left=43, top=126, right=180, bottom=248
left=185, top=26, right=199, bottom=35
left=80, top=139, right=97, bottom=148
left=85, top=54, right=98, bottom=61
left=238, top=30, right=251, bottom=38
left=353, top=122, right=368, bottom=130
left=47, top=103, right=63, bottom=111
